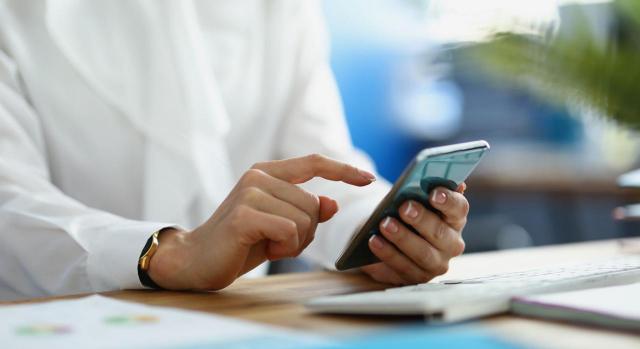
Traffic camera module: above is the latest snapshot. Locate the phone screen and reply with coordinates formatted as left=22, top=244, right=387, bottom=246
left=335, top=140, right=490, bottom=271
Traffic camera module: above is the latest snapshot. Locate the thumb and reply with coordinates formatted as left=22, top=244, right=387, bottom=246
left=318, top=195, right=339, bottom=222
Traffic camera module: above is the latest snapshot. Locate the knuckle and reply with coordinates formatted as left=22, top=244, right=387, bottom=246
left=304, top=191, right=320, bottom=212
left=240, top=168, right=265, bottom=185
left=240, top=186, right=263, bottom=203
left=307, top=153, right=328, bottom=172
left=234, top=204, right=251, bottom=218
left=282, top=227, right=298, bottom=248
left=461, top=198, right=470, bottom=216
left=419, top=251, right=433, bottom=269
left=298, top=214, right=312, bottom=233
left=311, top=193, right=321, bottom=211
left=307, top=153, right=326, bottom=163
left=300, top=214, right=312, bottom=232
left=283, top=219, right=298, bottom=234
left=435, top=222, right=448, bottom=240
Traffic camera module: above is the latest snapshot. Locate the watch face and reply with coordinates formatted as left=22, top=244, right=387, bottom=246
left=139, top=232, right=160, bottom=271
left=138, top=232, right=164, bottom=289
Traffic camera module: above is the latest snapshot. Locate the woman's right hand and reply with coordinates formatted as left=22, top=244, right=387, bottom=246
left=147, top=154, right=376, bottom=290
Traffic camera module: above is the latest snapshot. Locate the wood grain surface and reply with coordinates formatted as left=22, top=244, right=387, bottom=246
left=4, top=238, right=640, bottom=348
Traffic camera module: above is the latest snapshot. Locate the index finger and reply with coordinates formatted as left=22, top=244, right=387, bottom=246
left=252, top=154, right=376, bottom=186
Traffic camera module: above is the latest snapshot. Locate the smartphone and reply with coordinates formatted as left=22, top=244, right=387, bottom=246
left=335, top=140, right=490, bottom=271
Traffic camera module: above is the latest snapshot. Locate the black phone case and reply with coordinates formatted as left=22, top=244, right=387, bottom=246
left=335, top=178, right=457, bottom=271
left=334, top=140, right=489, bottom=271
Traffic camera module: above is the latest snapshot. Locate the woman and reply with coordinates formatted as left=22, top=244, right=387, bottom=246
left=0, top=0, right=468, bottom=300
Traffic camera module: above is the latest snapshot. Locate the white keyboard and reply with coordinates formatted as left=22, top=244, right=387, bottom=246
left=306, top=256, right=640, bottom=322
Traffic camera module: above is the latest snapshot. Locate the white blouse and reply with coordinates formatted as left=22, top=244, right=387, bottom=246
left=0, top=0, right=389, bottom=301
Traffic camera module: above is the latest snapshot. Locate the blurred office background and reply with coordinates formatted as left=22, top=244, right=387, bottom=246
left=273, top=0, right=640, bottom=273
left=324, top=0, right=640, bottom=252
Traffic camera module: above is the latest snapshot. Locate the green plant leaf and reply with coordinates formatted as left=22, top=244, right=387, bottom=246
left=462, top=0, right=640, bottom=131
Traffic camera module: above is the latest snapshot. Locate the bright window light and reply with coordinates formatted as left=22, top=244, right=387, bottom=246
left=424, top=0, right=612, bottom=43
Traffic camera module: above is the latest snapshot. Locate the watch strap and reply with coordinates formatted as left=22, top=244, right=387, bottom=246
left=137, top=231, right=163, bottom=289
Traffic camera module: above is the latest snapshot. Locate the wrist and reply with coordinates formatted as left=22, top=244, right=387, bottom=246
left=147, top=228, right=193, bottom=290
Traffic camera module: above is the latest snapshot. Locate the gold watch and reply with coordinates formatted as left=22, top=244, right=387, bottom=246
left=138, top=230, right=162, bottom=289
left=139, top=230, right=160, bottom=271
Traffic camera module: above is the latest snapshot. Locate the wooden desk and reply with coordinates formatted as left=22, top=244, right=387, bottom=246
left=5, top=239, right=640, bottom=348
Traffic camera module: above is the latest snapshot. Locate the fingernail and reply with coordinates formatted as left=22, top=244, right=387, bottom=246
left=404, top=201, right=419, bottom=219
left=357, top=169, right=376, bottom=182
left=369, top=235, right=384, bottom=249
left=382, top=217, right=398, bottom=234
left=431, top=190, right=447, bottom=205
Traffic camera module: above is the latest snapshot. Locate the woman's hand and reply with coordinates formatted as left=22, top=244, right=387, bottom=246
left=148, top=154, right=376, bottom=290
left=361, top=183, right=468, bottom=285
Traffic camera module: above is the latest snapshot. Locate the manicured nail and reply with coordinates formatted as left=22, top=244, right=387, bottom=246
left=432, top=190, right=447, bottom=205
left=369, top=235, right=384, bottom=249
left=382, top=217, right=398, bottom=234
left=404, top=201, right=419, bottom=219
left=357, top=169, right=376, bottom=182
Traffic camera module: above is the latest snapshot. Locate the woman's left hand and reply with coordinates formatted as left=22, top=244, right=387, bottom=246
left=361, top=183, right=468, bottom=285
